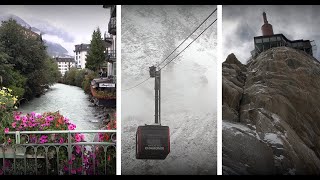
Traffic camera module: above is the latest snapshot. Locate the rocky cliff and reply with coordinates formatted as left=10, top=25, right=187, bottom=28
left=223, top=47, right=320, bottom=175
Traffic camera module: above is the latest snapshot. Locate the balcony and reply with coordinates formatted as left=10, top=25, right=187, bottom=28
left=103, top=5, right=115, bottom=18
left=108, top=17, right=116, bottom=35
left=110, top=5, right=116, bottom=18
left=106, top=50, right=116, bottom=62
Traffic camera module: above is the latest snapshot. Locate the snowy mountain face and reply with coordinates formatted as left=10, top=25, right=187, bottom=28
left=121, top=5, right=217, bottom=175
left=0, top=13, right=69, bottom=57
left=223, top=47, right=320, bottom=175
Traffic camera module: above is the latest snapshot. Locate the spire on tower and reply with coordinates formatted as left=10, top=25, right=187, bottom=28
left=263, top=12, right=268, bottom=24
left=261, top=11, right=274, bottom=36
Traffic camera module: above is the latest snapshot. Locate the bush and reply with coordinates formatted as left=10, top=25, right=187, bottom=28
left=82, top=71, right=98, bottom=94
left=0, top=87, right=18, bottom=144
left=74, top=69, right=86, bottom=88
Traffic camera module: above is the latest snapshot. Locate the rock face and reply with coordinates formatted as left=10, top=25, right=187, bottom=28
left=223, top=47, right=320, bottom=175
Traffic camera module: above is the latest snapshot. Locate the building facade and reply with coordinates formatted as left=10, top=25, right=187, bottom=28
left=74, top=44, right=90, bottom=69
left=103, top=5, right=117, bottom=77
left=54, top=57, right=76, bottom=76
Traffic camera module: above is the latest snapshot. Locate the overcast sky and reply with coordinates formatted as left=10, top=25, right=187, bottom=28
left=0, top=5, right=109, bottom=55
left=223, top=5, right=320, bottom=63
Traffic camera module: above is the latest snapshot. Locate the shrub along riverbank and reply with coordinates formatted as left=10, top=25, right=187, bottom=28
left=60, top=68, right=98, bottom=95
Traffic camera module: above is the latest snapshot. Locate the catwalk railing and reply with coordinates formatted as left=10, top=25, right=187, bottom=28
left=0, top=130, right=116, bottom=175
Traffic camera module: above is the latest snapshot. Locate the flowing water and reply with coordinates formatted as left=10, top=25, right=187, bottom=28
left=18, top=83, right=102, bottom=139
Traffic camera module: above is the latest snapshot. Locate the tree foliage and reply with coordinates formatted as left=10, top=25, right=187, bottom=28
left=85, top=27, right=106, bottom=72
left=0, top=18, right=60, bottom=100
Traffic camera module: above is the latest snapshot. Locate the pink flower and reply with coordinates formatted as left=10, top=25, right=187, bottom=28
left=46, top=116, right=54, bottom=121
left=14, top=115, right=21, bottom=121
left=68, top=124, right=76, bottom=130
left=71, top=169, right=76, bottom=174
left=7, top=138, right=11, bottom=144
left=77, top=167, right=82, bottom=173
left=75, top=134, right=81, bottom=142
left=36, top=114, right=42, bottom=119
left=12, top=122, right=16, bottom=128
left=83, top=156, right=89, bottom=163
left=80, top=134, right=85, bottom=141
left=59, top=137, right=64, bottom=144
left=64, top=117, right=69, bottom=123
left=63, top=166, right=68, bottom=171
left=75, top=145, right=81, bottom=154
left=21, top=116, right=27, bottom=123
left=39, top=135, right=48, bottom=144
left=4, top=128, right=9, bottom=133
left=0, top=169, right=3, bottom=175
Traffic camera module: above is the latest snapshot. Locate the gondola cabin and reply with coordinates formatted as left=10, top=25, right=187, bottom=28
left=136, top=125, right=170, bottom=160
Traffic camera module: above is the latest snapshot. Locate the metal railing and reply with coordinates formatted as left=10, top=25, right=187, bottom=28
left=0, top=130, right=116, bottom=175
left=107, top=50, right=116, bottom=61
left=108, top=17, right=116, bottom=35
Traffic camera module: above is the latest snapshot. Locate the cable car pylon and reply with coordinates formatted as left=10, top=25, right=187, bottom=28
left=136, top=65, right=170, bottom=160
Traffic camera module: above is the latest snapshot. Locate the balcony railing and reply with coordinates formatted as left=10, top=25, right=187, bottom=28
left=110, top=6, right=116, bottom=18
left=108, top=17, right=116, bottom=35
left=0, top=130, right=116, bottom=175
left=106, top=50, right=116, bottom=62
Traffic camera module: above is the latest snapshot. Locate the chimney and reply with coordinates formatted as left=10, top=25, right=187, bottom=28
left=261, top=12, right=274, bottom=36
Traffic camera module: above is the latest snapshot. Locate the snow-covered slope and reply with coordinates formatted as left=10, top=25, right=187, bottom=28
left=121, top=5, right=217, bottom=175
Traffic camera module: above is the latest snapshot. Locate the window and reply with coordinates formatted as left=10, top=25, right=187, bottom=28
left=270, top=37, right=276, bottom=42
left=255, top=38, right=262, bottom=43
left=262, top=37, right=270, bottom=43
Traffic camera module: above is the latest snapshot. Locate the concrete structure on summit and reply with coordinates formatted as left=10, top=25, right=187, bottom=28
left=251, top=12, right=316, bottom=58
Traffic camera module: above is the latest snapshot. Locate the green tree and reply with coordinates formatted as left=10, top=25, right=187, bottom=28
left=0, top=19, right=60, bottom=100
left=74, top=69, right=86, bottom=87
left=0, top=39, right=26, bottom=98
left=64, top=67, right=78, bottom=86
left=85, top=27, right=106, bottom=72
left=44, top=58, right=61, bottom=85
left=82, top=70, right=98, bottom=94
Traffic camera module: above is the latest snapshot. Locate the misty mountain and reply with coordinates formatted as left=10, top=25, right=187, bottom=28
left=0, top=13, right=31, bottom=28
left=43, top=40, right=69, bottom=57
left=30, top=19, right=75, bottom=43
left=0, top=13, right=70, bottom=57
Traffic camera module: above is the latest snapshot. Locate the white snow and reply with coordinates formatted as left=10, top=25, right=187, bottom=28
left=288, top=168, right=296, bottom=175
left=274, top=155, right=284, bottom=160
left=263, top=133, right=283, bottom=145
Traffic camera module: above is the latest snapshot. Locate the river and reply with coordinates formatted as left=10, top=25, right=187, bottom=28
left=18, top=83, right=101, bottom=132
